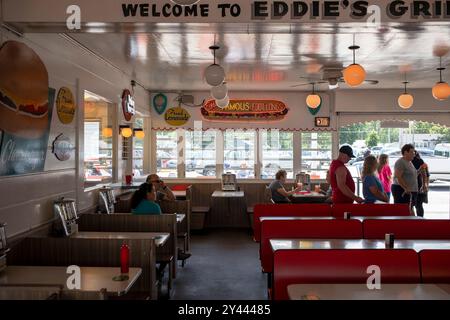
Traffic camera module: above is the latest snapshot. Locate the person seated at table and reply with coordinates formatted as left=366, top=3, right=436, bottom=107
left=362, top=155, right=389, bottom=203
left=130, top=183, right=162, bottom=215
left=146, top=174, right=176, bottom=202
left=269, top=170, right=302, bottom=204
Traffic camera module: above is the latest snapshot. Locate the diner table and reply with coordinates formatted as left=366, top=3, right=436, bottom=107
left=172, top=190, right=187, bottom=200
left=207, top=191, right=247, bottom=228
left=259, top=216, right=335, bottom=222
left=290, top=191, right=328, bottom=203
left=270, top=238, right=450, bottom=252
left=287, top=283, right=450, bottom=300
left=109, top=182, right=142, bottom=190
left=351, top=216, right=424, bottom=221
left=0, top=266, right=142, bottom=297
left=70, top=231, right=170, bottom=247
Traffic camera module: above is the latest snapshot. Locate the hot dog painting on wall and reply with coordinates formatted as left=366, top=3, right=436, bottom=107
left=201, top=99, right=288, bottom=122
left=0, top=40, right=55, bottom=176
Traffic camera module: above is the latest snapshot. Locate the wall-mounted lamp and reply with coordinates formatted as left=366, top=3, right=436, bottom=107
left=102, top=126, right=113, bottom=138
left=119, top=125, right=133, bottom=138
left=134, top=128, right=145, bottom=139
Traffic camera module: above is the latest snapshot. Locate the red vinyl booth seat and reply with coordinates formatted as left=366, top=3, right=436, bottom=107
left=253, top=203, right=332, bottom=242
left=260, top=219, right=362, bottom=273
left=331, top=203, right=410, bottom=218
left=420, top=250, right=450, bottom=283
left=273, top=249, right=420, bottom=300
left=363, top=219, right=450, bottom=239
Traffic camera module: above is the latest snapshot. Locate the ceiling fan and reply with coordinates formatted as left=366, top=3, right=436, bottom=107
left=292, top=69, right=379, bottom=90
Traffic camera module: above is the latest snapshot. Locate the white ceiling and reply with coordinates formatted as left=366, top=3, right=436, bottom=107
left=58, top=23, right=450, bottom=92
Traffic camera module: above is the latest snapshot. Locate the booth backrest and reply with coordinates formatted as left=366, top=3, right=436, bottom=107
left=253, top=204, right=332, bottom=242
left=331, top=203, right=410, bottom=218
left=273, top=249, right=420, bottom=300
left=79, top=213, right=178, bottom=275
left=260, top=219, right=362, bottom=273
left=363, top=219, right=450, bottom=239
left=420, top=250, right=450, bottom=283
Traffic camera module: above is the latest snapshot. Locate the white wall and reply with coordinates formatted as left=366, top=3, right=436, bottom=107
left=0, top=30, right=150, bottom=239
left=150, top=91, right=336, bottom=131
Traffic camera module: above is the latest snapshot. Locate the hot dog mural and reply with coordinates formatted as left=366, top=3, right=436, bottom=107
left=0, top=40, right=55, bottom=176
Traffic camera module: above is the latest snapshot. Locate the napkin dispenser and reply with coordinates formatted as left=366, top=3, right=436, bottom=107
left=296, top=172, right=311, bottom=191
left=0, top=222, right=8, bottom=273
left=98, top=187, right=116, bottom=214
left=53, top=198, right=79, bottom=237
left=222, top=173, right=237, bottom=191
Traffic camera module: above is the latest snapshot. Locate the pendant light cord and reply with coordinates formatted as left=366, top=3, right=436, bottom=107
left=353, top=34, right=356, bottom=64
left=404, top=73, right=407, bottom=94
left=214, top=34, right=216, bottom=65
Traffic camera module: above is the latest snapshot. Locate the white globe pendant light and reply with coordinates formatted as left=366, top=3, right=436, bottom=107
left=205, top=45, right=226, bottom=87
left=211, top=82, right=228, bottom=100
left=216, top=95, right=230, bottom=109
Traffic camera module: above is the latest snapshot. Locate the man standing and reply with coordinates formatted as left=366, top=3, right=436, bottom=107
left=330, top=145, right=364, bottom=204
left=146, top=174, right=176, bottom=202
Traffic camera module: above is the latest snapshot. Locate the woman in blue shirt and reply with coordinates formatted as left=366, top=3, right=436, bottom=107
left=131, top=183, right=162, bottom=215
left=362, top=155, right=389, bottom=203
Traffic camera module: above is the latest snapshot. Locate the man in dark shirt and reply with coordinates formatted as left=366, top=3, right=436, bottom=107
left=411, top=152, right=430, bottom=217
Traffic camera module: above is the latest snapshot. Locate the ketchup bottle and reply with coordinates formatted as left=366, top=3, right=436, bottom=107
left=120, top=244, right=129, bottom=275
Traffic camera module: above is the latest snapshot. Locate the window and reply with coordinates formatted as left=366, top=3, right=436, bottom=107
left=133, top=117, right=145, bottom=178
left=83, top=91, right=114, bottom=188
left=185, top=130, right=217, bottom=178
left=156, top=130, right=178, bottom=178
left=260, top=130, right=293, bottom=179
left=301, top=132, right=332, bottom=180
left=223, top=130, right=256, bottom=179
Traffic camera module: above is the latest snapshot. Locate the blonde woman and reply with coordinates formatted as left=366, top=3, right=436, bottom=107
left=377, top=154, right=392, bottom=202
left=362, top=155, right=389, bottom=203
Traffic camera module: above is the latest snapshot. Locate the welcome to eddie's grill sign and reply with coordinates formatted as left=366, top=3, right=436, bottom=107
left=3, top=1, right=448, bottom=25
left=119, top=0, right=450, bottom=22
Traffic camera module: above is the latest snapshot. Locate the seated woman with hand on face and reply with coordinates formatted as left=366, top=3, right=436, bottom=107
left=362, top=155, right=389, bottom=203
left=131, top=183, right=162, bottom=215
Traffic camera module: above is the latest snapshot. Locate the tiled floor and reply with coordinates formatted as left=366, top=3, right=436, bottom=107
left=171, top=229, right=267, bottom=300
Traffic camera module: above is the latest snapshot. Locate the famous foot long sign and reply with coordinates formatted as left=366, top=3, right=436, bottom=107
left=201, top=99, right=288, bottom=122
left=2, top=0, right=449, bottom=28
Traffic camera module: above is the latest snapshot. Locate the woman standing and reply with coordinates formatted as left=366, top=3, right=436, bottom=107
left=378, top=154, right=392, bottom=202
left=392, top=144, right=418, bottom=214
left=362, top=155, right=388, bottom=203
